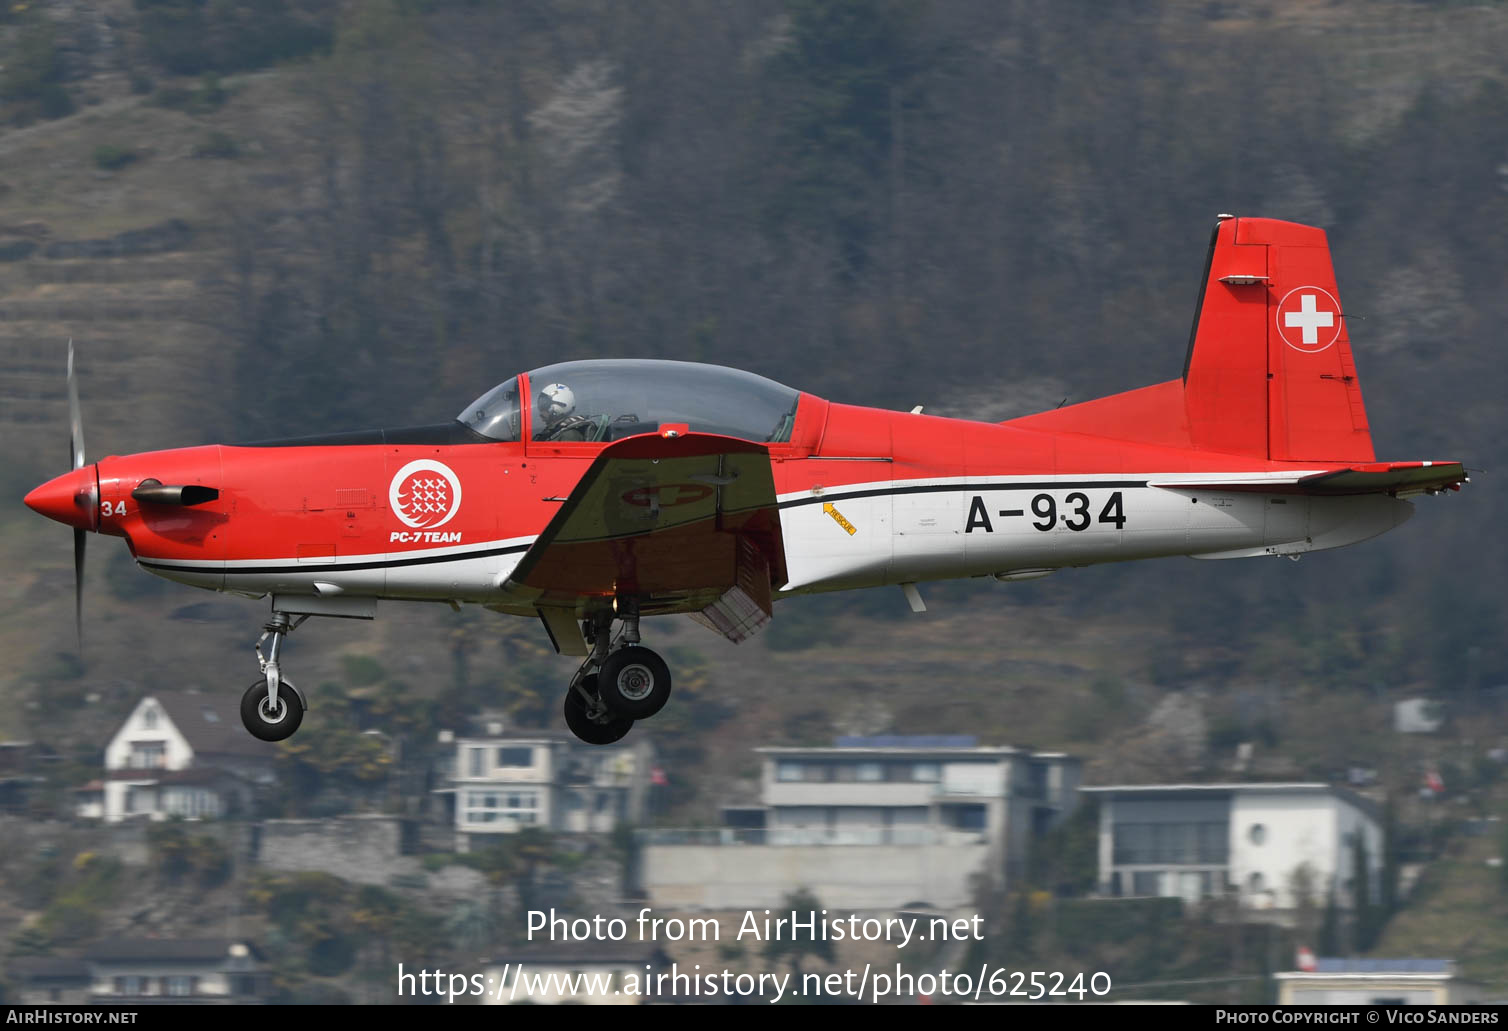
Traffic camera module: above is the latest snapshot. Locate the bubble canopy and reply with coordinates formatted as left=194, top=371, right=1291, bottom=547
left=458, top=359, right=800, bottom=444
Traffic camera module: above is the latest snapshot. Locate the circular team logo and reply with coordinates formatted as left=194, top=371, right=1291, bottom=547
left=1275, top=285, right=1342, bottom=353
left=389, top=460, right=463, bottom=529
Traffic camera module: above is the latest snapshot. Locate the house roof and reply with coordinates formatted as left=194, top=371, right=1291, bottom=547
left=1316, top=958, right=1452, bottom=974
left=7, top=956, right=91, bottom=981
left=83, top=938, right=264, bottom=963
left=1276, top=959, right=1458, bottom=982
left=105, top=767, right=240, bottom=786
left=1080, top=782, right=1381, bottom=820
left=138, top=693, right=274, bottom=759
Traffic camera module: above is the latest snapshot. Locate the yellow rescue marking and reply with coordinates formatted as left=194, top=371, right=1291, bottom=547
left=823, top=502, right=857, bottom=536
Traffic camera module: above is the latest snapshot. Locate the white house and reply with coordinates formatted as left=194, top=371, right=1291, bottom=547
left=1081, top=783, right=1383, bottom=910
left=92, top=693, right=277, bottom=823
left=1275, top=958, right=1480, bottom=1005
left=440, top=728, right=652, bottom=846
left=82, top=938, right=268, bottom=1003
left=641, top=735, right=1081, bottom=910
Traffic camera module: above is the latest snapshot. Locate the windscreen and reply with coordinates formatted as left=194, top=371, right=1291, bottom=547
left=457, top=376, right=522, bottom=441
left=523, top=360, right=799, bottom=444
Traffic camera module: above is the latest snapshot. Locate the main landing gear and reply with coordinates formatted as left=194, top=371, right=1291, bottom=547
left=562, top=602, right=673, bottom=745
left=240, top=611, right=309, bottom=742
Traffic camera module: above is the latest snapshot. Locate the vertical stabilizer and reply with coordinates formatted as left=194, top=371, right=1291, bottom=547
left=1183, top=216, right=1374, bottom=463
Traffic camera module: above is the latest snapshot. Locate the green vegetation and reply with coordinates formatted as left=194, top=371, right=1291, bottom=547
left=147, top=824, right=232, bottom=886
left=0, top=16, right=72, bottom=125
left=92, top=145, right=140, bottom=172
left=248, top=870, right=441, bottom=1001
left=136, top=0, right=336, bottom=77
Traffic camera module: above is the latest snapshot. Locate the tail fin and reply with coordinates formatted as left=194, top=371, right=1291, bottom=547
left=1007, top=215, right=1377, bottom=463
left=1184, top=215, right=1374, bottom=462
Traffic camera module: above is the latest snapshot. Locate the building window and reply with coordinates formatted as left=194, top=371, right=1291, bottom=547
left=856, top=763, right=883, bottom=782
left=1132, top=871, right=1162, bottom=896
left=142, top=706, right=158, bottom=730
left=497, top=747, right=533, bottom=767
left=129, top=741, right=166, bottom=769
left=1248, top=823, right=1267, bottom=846
left=1248, top=872, right=1265, bottom=893
left=776, top=762, right=832, bottom=782
left=164, top=975, right=196, bottom=997
left=464, top=790, right=540, bottom=825
left=115, top=976, right=146, bottom=996
left=468, top=748, right=485, bottom=777
left=911, top=763, right=941, bottom=783
left=1113, top=821, right=1229, bottom=865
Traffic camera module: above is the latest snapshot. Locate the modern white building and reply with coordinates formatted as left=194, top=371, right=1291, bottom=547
left=92, top=693, right=276, bottom=823
left=1275, top=959, right=1480, bottom=1005
left=1081, top=783, right=1383, bottom=909
left=439, top=729, right=652, bottom=846
left=641, top=736, right=1081, bottom=909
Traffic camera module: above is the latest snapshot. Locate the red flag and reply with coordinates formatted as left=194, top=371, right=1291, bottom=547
left=650, top=765, right=668, bottom=787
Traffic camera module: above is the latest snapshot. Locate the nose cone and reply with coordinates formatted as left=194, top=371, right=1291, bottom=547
left=24, top=466, right=98, bottom=531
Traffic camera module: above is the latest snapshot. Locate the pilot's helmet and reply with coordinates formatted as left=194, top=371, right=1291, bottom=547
left=536, top=383, right=576, bottom=424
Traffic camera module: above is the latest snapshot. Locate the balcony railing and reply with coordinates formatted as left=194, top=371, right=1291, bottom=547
left=638, top=827, right=986, bottom=847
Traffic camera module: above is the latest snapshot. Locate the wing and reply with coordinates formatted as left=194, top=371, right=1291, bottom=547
left=503, top=432, right=784, bottom=647
left=1150, top=460, right=1467, bottom=497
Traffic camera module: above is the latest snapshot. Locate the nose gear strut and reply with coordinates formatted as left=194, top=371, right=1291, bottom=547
left=242, top=611, right=309, bottom=741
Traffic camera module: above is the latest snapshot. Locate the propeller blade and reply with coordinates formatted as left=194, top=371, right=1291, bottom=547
left=74, top=527, right=86, bottom=648
left=68, top=341, right=86, bottom=655
left=67, top=340, right=85, bottom=470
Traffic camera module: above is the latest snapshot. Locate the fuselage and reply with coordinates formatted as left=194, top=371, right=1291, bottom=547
left=57, top=388, right=1411, bottom=615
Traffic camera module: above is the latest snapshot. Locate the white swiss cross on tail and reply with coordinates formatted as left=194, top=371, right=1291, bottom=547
left=389, top=459, right=463, bottom=529
left=1276, top=285, right=1342, bottom=353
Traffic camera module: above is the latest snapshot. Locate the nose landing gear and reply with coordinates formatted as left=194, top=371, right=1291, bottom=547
left=562, top=604, right=673, bottom=745
left=240, top=612, right=308, bottom=742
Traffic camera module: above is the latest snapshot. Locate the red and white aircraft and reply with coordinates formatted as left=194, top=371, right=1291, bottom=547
left=24, top=216, right=1466, bottom=744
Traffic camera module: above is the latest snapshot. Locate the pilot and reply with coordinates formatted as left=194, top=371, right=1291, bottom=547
left=535, top=382, right=596, bottom=442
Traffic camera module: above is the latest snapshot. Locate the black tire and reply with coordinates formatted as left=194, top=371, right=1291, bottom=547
left=597, top=646, right=672, bottom=720
left=240, top=679, right=304, bottom=742
left=563, top=675, right=634, bottom=745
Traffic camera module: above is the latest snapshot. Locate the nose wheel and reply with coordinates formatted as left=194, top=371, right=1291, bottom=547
left=241, top=611, right=309, bottom=742
left=241, top=679, right=304, bottom=741
left=561, top=604, right=674, bottom=744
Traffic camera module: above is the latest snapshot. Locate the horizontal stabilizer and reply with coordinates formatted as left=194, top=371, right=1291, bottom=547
left=1152, top=461, right=1466, bottom=496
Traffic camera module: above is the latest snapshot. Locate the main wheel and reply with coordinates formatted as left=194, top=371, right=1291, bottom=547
left=563, top=675, right=634, bottom=745
left=241, top=679, right=304, bottom=742
left=597, top=646, right=672, bottom=720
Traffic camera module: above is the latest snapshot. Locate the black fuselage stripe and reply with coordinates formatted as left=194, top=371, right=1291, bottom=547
left=776, top=479, right=1149, bottom=509
left=140, top=543, right=532, bottom=576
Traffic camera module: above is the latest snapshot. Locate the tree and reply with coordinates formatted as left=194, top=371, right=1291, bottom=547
left=1317, top=890, right=1341, bottom=957
left=762, top=888, right=835, bottom=979
left=1349, top=834, right=1382, bottom=953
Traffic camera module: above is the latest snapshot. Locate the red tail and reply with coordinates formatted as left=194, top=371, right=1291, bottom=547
left=1008, top=215, right=1375, bottom=464
left=1185, top=216, right=1373, bottom=462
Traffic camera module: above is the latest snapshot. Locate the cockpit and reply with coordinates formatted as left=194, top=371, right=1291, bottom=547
left=457, top=359, right=801, bottom=445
